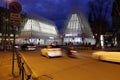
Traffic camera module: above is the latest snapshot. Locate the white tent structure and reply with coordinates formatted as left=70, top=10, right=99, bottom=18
left=63, top=11, right=96, bottom=45
left=18, top=18, right=59, bottom=45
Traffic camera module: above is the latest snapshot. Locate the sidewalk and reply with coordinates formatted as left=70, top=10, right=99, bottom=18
left=0, top=51, right=20, bottom=80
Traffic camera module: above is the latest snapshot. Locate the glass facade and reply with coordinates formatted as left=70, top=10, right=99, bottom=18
left=63, top=12, right=96, bottom=45
left=18, top=18, right=59, bottom=45
left=40, top=22, right=57, bottom=34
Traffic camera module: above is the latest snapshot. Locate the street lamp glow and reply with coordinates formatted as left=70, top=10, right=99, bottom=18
left=4, top=0, right=15, bottom=3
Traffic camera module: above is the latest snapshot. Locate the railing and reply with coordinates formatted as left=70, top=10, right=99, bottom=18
left=16, top=50, right=32, bottom=80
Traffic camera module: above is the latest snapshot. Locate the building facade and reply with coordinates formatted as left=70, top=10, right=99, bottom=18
left=62, top=11, right=96, bottom=45
left=19, top=18, right=59, bottom=45
left=0, top=6, right=60, bottom=47
left=0, top=6, right=24, bottom=50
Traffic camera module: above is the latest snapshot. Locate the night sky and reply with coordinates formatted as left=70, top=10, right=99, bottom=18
left=0, top=0, right=114, bottom=30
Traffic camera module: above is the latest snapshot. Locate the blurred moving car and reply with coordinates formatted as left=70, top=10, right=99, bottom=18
left=21, top=44, right=37, bottom=51
left=41, top=44, right=62, bottom=58
left=14, top=44, right=21, bottom=50
left=92, top=51, right=120, bottom=63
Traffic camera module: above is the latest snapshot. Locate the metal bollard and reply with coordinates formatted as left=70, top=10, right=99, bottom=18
left=21, top=63, right=24, bottom=80
left=19, top=57, right=21, bottom=75
left=27, top=75, right=31, bottom=80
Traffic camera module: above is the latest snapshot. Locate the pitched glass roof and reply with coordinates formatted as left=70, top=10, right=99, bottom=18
left=20, top=18, right=58, bottom=38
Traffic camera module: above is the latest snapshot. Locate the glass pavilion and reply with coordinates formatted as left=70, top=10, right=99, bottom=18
left=17, top=18, right=59, bottom=45
left=63, top=11, right=96, bottom=45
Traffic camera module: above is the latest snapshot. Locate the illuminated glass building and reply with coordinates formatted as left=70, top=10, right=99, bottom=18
left=63, top=11, right=96, bottom=45
left=18, top=18, right=59, bottom=45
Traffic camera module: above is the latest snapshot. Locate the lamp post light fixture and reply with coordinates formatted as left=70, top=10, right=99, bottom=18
left=4, top=0, right=14, bottom=3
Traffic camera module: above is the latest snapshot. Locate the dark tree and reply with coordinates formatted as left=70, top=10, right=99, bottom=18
left=112, top=0, right=120, bottom=46
left=88, top=0, right=112, bottom=47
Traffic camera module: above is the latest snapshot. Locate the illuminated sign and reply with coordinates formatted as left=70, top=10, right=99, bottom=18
left=65, top=34, right=78, bottom=37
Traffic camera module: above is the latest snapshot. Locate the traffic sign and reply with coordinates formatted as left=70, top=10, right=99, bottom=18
left=9, top=1, right=22, bottom=13
left=10, top=13, right=21, bottom=25
left=9, top=1, right=22, bottom=25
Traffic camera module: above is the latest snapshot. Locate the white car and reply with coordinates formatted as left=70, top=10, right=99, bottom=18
left=92, top=51, right=120, bottom=63
left=21, top=44, right=37, bottom=51
left=41, top=48, right=62, bottom=58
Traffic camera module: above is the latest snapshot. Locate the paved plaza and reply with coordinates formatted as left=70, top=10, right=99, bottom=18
left=0, top=50, right=120, bottom=80
left=0, top=51, right=19, bottom=80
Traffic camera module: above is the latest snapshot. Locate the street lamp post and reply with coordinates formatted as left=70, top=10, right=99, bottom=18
left=4, top=0, right=14, bottom=74
left=9, top=1, right=22, bottom=75
left=3, top=0, right=8, bottom=51
left=12, top=25, right=16, bottom=75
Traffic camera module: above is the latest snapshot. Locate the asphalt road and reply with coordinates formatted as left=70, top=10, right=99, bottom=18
left=20, top=50, right=120, bottom=80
